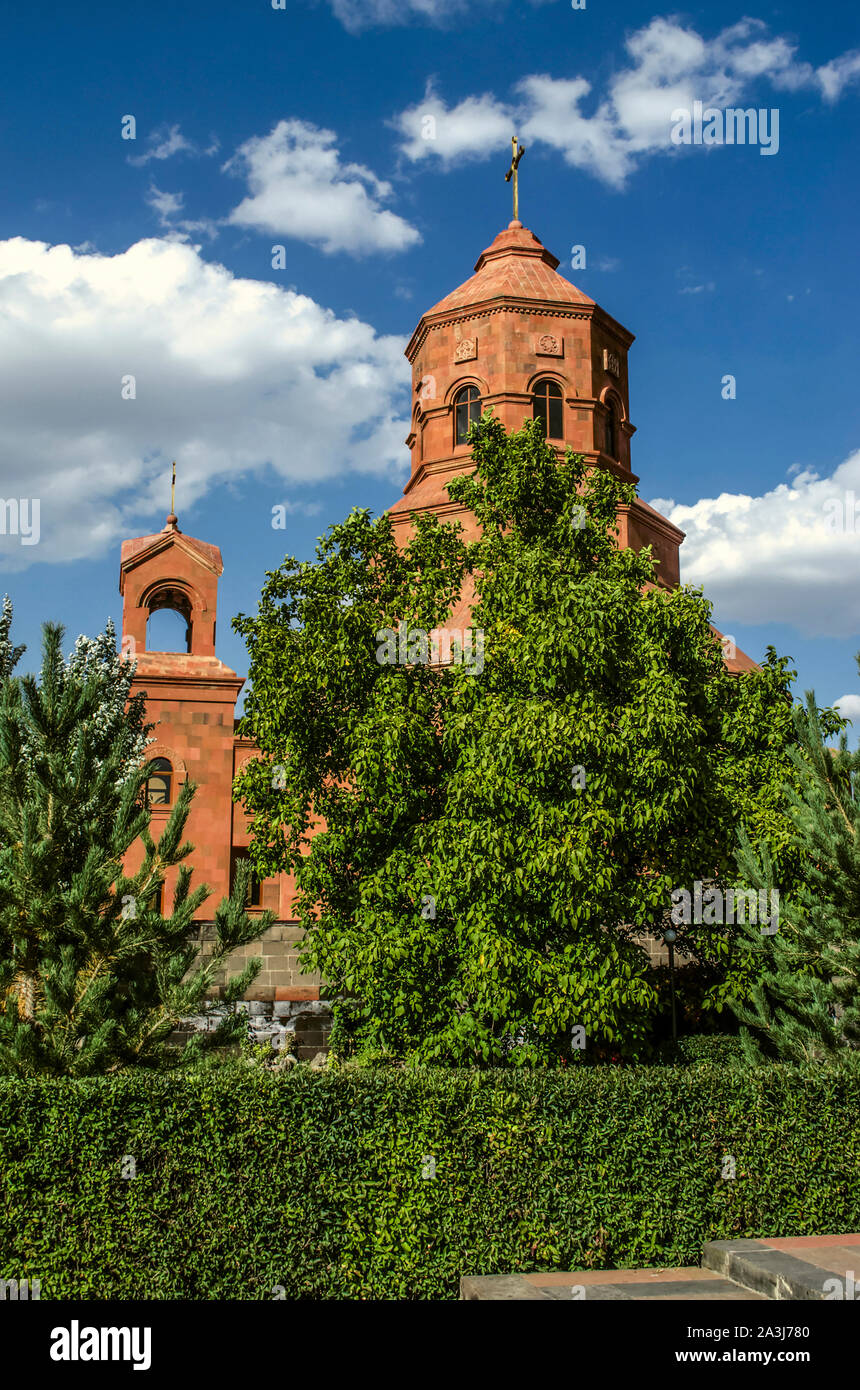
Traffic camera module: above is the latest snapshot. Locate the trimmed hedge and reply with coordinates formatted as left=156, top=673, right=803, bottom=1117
left=1, top=1061, right=858, bottom=1300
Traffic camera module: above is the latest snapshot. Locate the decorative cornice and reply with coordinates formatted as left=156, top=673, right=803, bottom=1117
left=400, top=449, right=638, bottom=497
left=408, top=300, right=634, bottom=362
left=129, top=671, right=245, bottom=698
left=407, top=303, right=595, bottom=361
left=620, top=498, right=685, bottom=543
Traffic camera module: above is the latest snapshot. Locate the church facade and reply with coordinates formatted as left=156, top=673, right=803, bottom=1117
left=119, top=220, right=755, bottom=1004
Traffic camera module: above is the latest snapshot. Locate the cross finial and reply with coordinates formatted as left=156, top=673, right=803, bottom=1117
left=505, top=135, right=526, bottom=222
left=165, top=460, right=179, bottom=529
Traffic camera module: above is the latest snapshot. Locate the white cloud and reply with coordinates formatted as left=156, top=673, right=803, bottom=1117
left=394, top=17, right=860, bottom=187
left=146, top=184, right=220, bottom=241
left=518, top=74, right=630, bottom=186
left=127, top=124, right=200, bottom=168
left=146, top=185, right=184, bottom=224
left=225, top=120, right=420, bottom=256
left=651, top=450, right=860, bottom=638
left=817, top=50, right=860, bottom=102
left=392, top=88, right=515, bottom=164
left=328, top=0, right=554, bottom=31
left=0, top=237, right=410, bottom=571
left=834, top=693, right=860, bottom=722
left=330, top=0, right=466, bottom=27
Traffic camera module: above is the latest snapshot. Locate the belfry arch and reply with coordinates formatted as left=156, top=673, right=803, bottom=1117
left=143, top=582, right=195, bottom=653
left=118, top=514, right=220, bottom=658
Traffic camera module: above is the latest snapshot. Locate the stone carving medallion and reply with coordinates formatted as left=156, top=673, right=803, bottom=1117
left=454, top=338, right=477, bottom=362
left=603, top=349, right=621, bottom=377
left=536, top=333, right=562, bottom=356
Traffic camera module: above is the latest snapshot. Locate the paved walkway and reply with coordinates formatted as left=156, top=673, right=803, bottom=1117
left=461, top=1233, right=860, bottom=1300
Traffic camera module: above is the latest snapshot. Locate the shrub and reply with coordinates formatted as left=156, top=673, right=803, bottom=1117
left=1, top=1061, right=857, bottom=1300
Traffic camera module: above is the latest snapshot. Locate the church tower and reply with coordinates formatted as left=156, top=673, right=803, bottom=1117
left=389, top=218, right=684, bottom=588
left=118, top=509, right=246, bottom=911
left=116, top=506, right=323, bottom=1021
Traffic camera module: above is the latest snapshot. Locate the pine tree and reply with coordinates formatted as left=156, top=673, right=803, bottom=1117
left=731, top=681, right=860, bottom=1063
left=0, top=618, right=273, bottom=1075
left=0, top=594, right=26, bottom=682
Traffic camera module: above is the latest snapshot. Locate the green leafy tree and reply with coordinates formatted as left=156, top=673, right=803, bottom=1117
left=234, top=416, right=823, bottom=1064
left=730, top=681, right=860, bottom=1063
left=0, top=620, right=272, bottom=1075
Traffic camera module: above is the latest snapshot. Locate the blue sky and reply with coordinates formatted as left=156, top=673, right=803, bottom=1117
left=1, top=0, right=859, bottom=716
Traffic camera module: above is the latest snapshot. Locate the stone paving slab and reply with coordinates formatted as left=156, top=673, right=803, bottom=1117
left=784, top=1246, right=860, bottom=1277
left=540, top=1278, right=767, bottom=1301
left=523, top=1266, right=720, bottom=1287
left=460, top=1275, right=553, bottom=1300
left=462, top=1269, right=767, bottom=1300
left=460, top=1233, right=860, bottom=1300
left=767, top=1233, right=860, bottom=1250
left=703, top=1235, right=860, bottom=1300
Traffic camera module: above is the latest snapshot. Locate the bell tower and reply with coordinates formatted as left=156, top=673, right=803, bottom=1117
left=389, top=219, right=683, bottom=587
left=119, top=509, right=244, bottom=912
left=119, top=510, right=221, bottom=658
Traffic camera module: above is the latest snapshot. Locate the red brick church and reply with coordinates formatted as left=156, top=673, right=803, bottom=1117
left=119, top=219, right=755, bottom=1002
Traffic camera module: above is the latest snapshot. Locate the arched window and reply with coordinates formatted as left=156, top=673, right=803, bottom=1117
left=533, top=380, right=564, bottom=440
left=145, top=757, right=173, bottom=808
left=454, top=385, right=481, bottom=445
left=604, top=403, right=618, bottom=459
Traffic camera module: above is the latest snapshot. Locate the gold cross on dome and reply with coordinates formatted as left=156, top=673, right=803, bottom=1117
left=505, top=136, right=526, bottom=221
left=170, top=460, right=176, bottom=515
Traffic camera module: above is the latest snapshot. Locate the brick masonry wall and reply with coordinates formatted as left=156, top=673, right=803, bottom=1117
left=194, top=919, right=321, bottom=1004
left=181, top=920, right=331, bottom=1059
left=640, top=932, right=694, bottom=968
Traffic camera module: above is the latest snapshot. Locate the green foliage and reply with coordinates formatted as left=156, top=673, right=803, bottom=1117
left=730, top=677, right=860, bottom=1062
left=0, top=618, right=273, bottom=1074
left=234, top=415, right=827, bottom=1064
left=0, top=608, right=152, bottom=882
left=1, top=1061, right=858, bottom=1299
left=656, top=1034, right=743, bottom=1065
left=0, top=595, right=26, bottom=683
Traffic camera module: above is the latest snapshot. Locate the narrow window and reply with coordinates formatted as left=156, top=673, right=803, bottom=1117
left=533, top=380, right=564, bottom=440
left=145, top=757, right=173, bottom=808
left=454, top=385, right=481, bottom=445
left=605, top=404, right=617, bottom=459
left=232, top=850, right=262, bottom=908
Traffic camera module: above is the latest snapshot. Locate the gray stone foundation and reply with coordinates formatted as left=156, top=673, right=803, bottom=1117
left=175, top=998, right=332, bottom=1060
